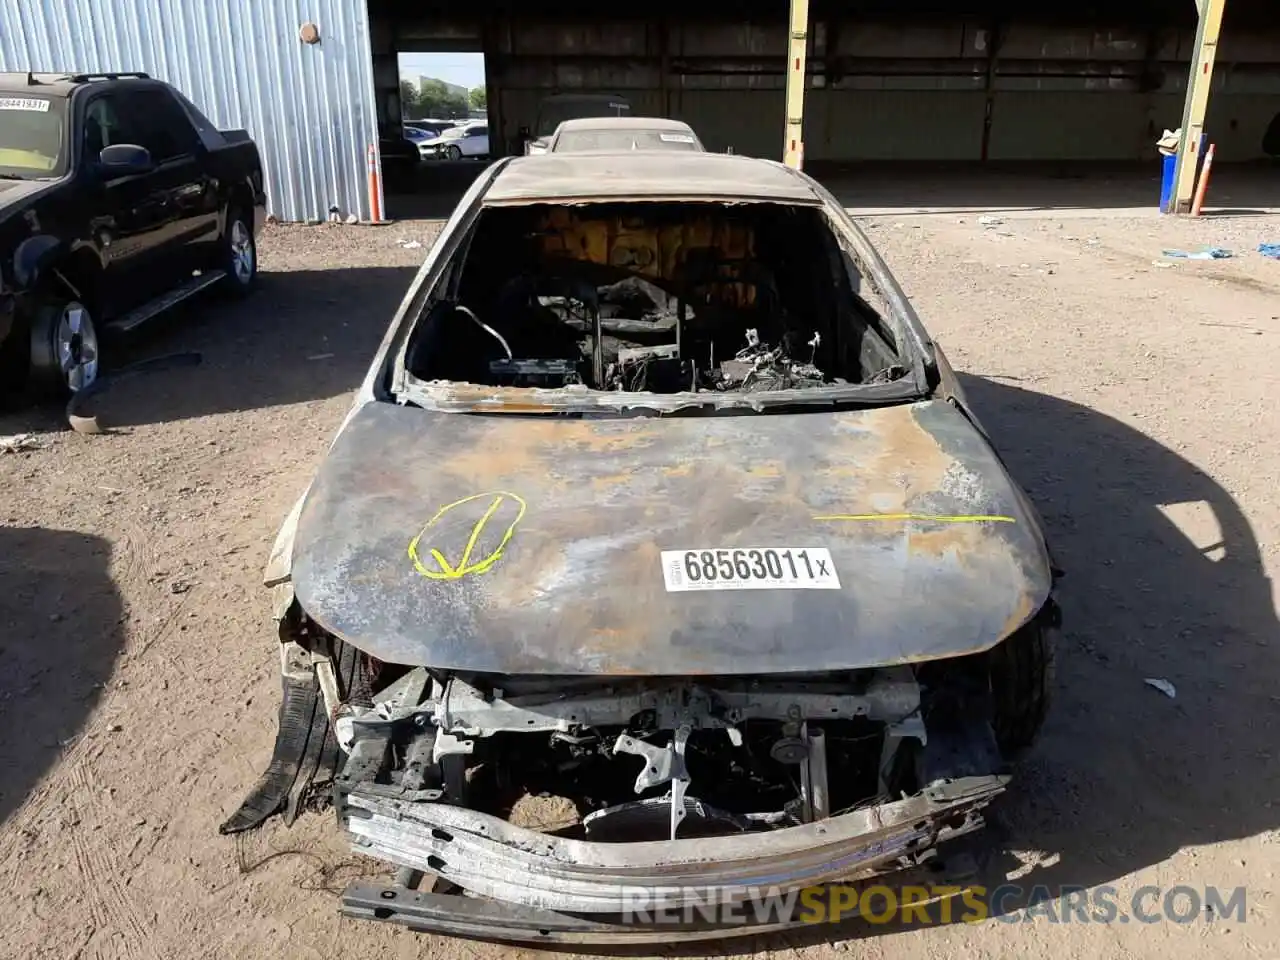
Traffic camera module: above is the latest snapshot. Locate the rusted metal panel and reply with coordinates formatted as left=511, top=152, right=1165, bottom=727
left=289, top=396, right=1052, bottom=676
left=676, top=23, right=787, bottom=58
left=0, top=0, right=378, bottom=222
left=512, top=22, right=652, bottom=57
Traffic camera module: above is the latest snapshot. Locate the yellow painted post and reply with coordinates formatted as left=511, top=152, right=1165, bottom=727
left=783, top=0, right=810, bottom=168
left=1171, top=0, right=1226, bottom=213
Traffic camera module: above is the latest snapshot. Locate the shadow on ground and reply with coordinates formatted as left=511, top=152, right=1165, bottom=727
left=385, top=159, right=492, bottom=220
left=538, top=374, right=1278, bottom=955
left=0, top=526, right=123, bottom=824
left=3, top=265, right=418, bottom=432
left=953, top=374, right=1277, bottom=912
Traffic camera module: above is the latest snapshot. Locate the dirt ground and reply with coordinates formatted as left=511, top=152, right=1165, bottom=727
left=2, top=180, right=1278, bottom=959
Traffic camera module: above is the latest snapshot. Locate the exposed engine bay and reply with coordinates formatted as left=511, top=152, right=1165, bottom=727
left=250, top=613, right=1054, bottom=936
left=335, top=663, right=942, bottom=843
left=404, top=203, right=905, bottom=394
left=288, top=604, right=1058, bottom=916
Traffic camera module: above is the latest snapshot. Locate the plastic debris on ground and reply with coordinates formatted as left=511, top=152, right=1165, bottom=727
left=978, top=215, right=1004, bottom=227
left=1143, top=678, right=1177, bottom=699
left=1160, top=247, right=1232, bottom=260
left=1258, top=243, right=1280, bottom=260
left=398, top=239, right=423, bottom=249
left=0, top=433, right=45, bottom=453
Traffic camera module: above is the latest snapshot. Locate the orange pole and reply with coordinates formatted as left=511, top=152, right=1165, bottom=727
left=1190, top=142, right=1215, bottom=217
left=367, top=143, right=383, bottom=222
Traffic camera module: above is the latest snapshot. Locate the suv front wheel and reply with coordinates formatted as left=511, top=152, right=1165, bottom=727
left=28, top=298, right=100, bottom=398
left=220, top=209, right=258, bottom=296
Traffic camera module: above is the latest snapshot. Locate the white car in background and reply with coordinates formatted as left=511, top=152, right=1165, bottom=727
left=546, top=117, right=704, bottom=153
left=419, top=121, right=489, bottom=161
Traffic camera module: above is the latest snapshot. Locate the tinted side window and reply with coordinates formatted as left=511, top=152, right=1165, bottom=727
left=121, top=88, right=199, bottom=162
left=83, top=94, right=144, bottom=159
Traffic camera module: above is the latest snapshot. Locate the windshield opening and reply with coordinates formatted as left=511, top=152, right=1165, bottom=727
left=553, top=129, right=700, bottom=153
left=399, top=200, right=911, bottom=413
left=0, top=94, right=68, bottom=178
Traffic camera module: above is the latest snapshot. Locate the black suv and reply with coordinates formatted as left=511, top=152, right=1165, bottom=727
left=0, top=72, right=266, bottom=399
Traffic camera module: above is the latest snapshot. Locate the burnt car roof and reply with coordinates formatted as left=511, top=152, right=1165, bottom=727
left=553, top=117, right=695, bottom=134
left=484, top=153, right=821, bottom=205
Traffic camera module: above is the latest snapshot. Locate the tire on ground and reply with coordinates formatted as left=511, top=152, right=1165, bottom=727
left=219, top=206, right=258, bottom=297
left=987, top=612, right=1057, bottom=758
left=27, top=297, right=99, bottom=400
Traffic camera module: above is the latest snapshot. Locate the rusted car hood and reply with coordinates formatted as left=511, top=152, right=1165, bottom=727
left=291, top=398, right=1052, bottom=675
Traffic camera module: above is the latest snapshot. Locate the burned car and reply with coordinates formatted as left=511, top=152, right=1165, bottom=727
left=224, top=152, right=1060, bottom=943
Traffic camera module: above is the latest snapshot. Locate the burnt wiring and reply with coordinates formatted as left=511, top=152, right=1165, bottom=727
left=454, top=304, right=513, bottom=360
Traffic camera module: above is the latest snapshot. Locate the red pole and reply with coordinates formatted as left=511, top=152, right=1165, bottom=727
left=367, top=143, right=383, bottom=222
left=1190, top=142, right=1215, bottom=217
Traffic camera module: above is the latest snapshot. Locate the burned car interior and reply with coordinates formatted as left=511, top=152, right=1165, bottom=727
left=403, top=201, right=906, bottom=398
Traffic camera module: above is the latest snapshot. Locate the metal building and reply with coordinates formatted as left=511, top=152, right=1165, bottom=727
left=0, top=0, right=380, bottom=222
left=3, top=0, right=1277, bottom=221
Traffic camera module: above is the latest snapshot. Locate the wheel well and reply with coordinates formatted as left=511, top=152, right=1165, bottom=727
left=227, top=183, right=255, bottom=223
left=40, top=250, right=102, bottom=310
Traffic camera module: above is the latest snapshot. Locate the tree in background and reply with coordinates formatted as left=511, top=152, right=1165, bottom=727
left=411, top=78, right=469, bottom=119
left=401, top=77, right=487, bottom=121
left=399, top=80, right=420, bottom=118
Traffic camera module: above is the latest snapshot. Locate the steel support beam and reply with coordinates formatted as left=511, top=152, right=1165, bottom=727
left=782, top=0, right=810, bottom=168
left=1171, top=0, right=1226, bottom=213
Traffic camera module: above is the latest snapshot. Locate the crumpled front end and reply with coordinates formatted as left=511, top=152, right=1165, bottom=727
left=224, top=603, right=1057, bottom=943
left=339, top=777, right=1005, bottom=942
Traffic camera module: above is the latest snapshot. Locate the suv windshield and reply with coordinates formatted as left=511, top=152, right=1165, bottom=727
left=0, top=94, right=68, bottom=178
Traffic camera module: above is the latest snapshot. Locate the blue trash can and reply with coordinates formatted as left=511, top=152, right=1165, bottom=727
left=1160, top=154, right=1177, bottom=212
left=1159, top=134, right=1208, bottom=213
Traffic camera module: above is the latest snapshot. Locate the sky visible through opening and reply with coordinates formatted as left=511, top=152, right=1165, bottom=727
left=398, top=52, right=486, bottom=90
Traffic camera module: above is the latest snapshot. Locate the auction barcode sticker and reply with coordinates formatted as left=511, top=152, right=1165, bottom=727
left=0, top=97, right=52, bottom=112
left=662, top=547, right=841, bottom=592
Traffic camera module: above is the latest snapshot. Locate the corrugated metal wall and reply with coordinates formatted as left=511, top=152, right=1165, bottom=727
left=0, top=0, right=378, bottom=221
left=473, top=17, right=1280, bottom=164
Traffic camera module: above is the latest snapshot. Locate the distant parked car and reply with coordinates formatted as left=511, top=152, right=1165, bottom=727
left=404, top=119, right=457, bottom=144
left=546, top=117, right=704, bottom=154
left=522, top=93, right=632, bottom=155
left=419, top=122, right=489, bottom=161
left=0, top=70, right=265, bottom=399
